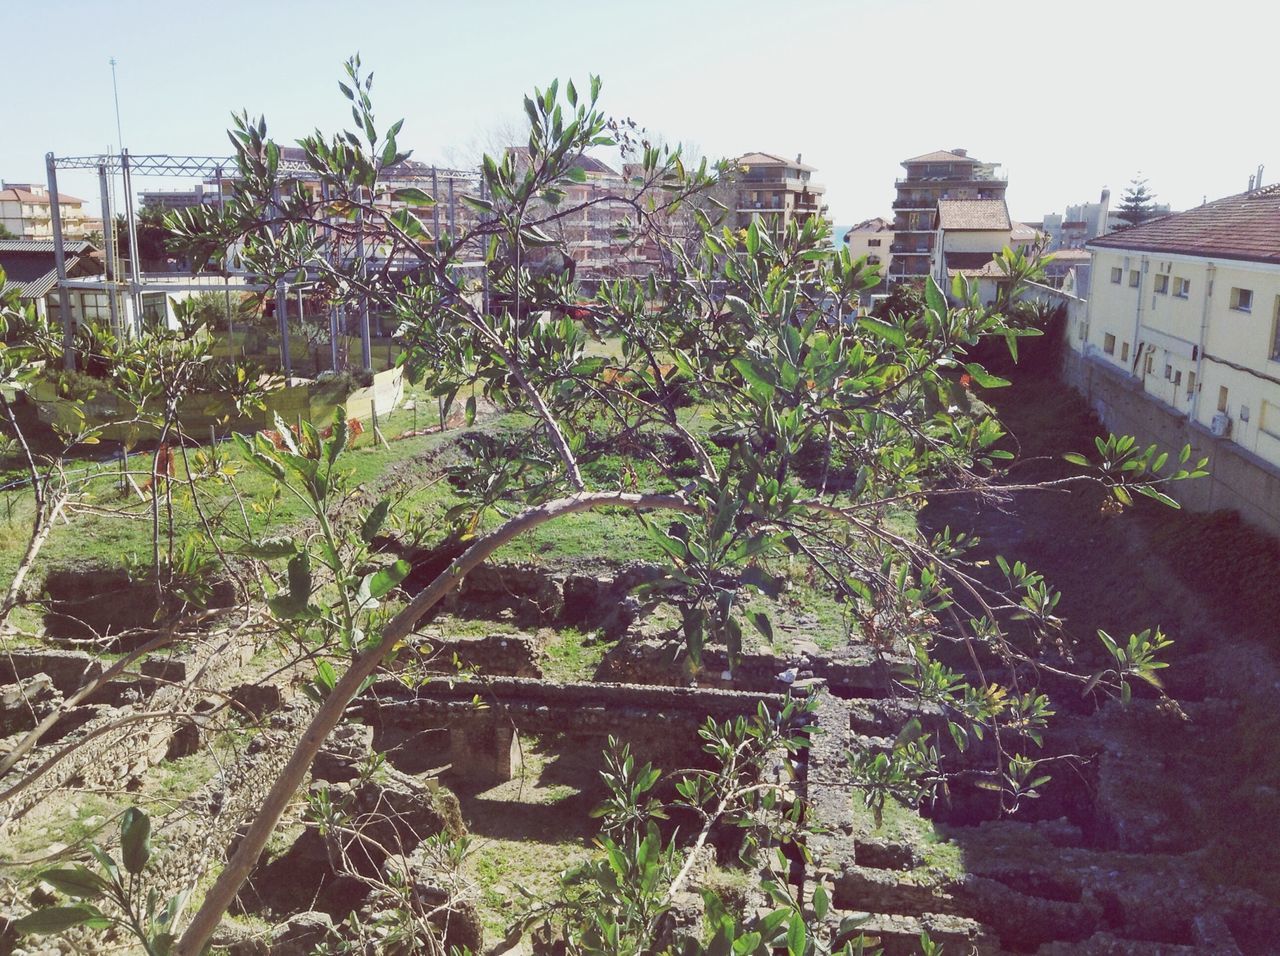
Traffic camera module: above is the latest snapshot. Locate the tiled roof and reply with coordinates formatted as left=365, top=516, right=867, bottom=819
left=845, top=217, right=893, bottom=237
left=1088, top=184, right=1280, bottom=265
left=0, top=187, right=87, bottom=205
left=737, top=152, right=816, bottom=172
left=901, top=149, right=981, bottom=166
left=937, top=199, right=1011, bottom=231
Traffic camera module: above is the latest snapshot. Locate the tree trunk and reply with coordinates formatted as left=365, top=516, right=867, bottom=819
left=176, top=490, right=694, bottom=954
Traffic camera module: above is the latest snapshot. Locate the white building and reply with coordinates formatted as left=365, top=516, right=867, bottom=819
left=1077, top=184, right=1280, bottom=468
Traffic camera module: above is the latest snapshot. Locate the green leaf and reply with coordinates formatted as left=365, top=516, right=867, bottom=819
left=391, top=187, right=435, bottom=207
left=1062, top=452, right=1090, bottom=467
left=286, top=552, right=311, bottom=606
left=963, top=363, right=1011, bottom=388
left=361, top=499, right=392, bottom=543
left=364, top=559, right=411, bottom=599
left=858, top=316, right=907, bottom=349
left=730, top=358, right=775, bottom=399
left=120, top=807, right=151, bottom=875
left=241, top=537, right=298, bottom=559
left=14, top=905, right=102, bottom=935
left=40, top=868, right=106, bottom=900
left=746, top=218, right=760, bottom=255
left=746, top=610, right=774, bottom=643
left=924, top=274, right=947, bottom=316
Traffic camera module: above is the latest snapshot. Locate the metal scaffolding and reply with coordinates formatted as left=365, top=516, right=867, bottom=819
left=45, top=150, right=482, bottom=375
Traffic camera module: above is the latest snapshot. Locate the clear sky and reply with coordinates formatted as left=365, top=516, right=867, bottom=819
left=6, top=0, right=1276, bottom=226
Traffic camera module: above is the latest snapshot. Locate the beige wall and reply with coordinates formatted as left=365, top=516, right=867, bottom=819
left=1079, top=246, right=1280, bottom=469
left=0, top=197, right=93, bottom=239
left=844, top=227, right=893, bottom=280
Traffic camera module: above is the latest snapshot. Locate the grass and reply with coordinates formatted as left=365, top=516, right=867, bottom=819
left=541, top=628, right=606, bottom=682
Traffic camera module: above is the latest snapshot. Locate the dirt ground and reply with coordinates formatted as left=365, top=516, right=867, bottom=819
left=920, top=370, right=1280, bottom=904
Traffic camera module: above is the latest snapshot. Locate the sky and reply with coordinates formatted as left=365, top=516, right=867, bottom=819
left=6, top=0, right=1277, bottom=227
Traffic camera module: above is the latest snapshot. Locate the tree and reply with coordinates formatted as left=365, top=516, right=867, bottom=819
left=0, top=222, right=18, bottom=240
left=9, top=59, right=1204, bottom=955
left=1115, top=175, right=1158, bottom=229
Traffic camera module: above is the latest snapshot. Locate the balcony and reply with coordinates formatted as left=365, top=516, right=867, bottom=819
left=893, top=196, right=936, bottom=210
left=895, top=176, right=1007, bottom=187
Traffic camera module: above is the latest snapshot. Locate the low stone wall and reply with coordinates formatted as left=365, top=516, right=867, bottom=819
left=1062, top=348, right=1280, bottom=537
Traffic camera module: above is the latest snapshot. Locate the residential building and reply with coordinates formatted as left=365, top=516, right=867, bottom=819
left=931, top=199, right=1013, bottom=303
left=1080, top=184, right=1280, bottom=469
left=0, top=183, right=97, bottom=240
left=843, top=217, right=893, bottom=275
left=732, top=153, right=828, bottom=235
left=890, top=148, right=1006, bottom=283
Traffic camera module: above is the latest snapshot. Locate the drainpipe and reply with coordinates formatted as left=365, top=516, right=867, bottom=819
left=1129, top=255, right=1147, bottom=379
left=1191, top=262, right=1215, bottom=422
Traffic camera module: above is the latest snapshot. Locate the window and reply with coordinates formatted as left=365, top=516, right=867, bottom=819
left=1187, top=371, right=1196, bottom=397
left=1230, top=287, right=1254, bottom=312
left=1174, top=370, right=1182, bottom=387
left=1154, top=274, right=1169, bottom=294
left=868, top=255, right=881, bottom=264
left=1129, top=270, right=1141, bottom=287
left=1104, top=333, right=1116, bottom=355
left=1164, top=364, right=1173, bottom=380
left=868, top=238, right=881, bottom=247
left=1218, top=386, right=1229, bottom=413
left=1273, top=296, right=1280, bottom=360
left=1144, top=354, right=1154, bottom=375
left=1121, top=342, right=1130, bottom=362
left=1110, top=266, right=1123, bottom=284
left=1174, top=277, right=1190, bottom=298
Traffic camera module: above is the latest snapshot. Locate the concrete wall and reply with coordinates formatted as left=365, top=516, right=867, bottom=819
left=1061, top=346, right=1280, bottom=536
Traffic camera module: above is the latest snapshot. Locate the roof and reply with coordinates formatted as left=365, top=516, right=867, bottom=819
left=0, top=242, right=101, bottom=299
left=737, top=152, right=816, bottom=173
left=936, top=199, right=1011, bottom=231
left=1010, top=222, right=1040, bottom=241
left=575, top=154, right=619, bottom=176
left=844, top=217, right=893, bottom=238
left=1088, top=185, right=1280, bottom=265
left=0, top=187, right=87, bottom=205
left=1047, top=248, right=1092, bottom=262
left=0, top=239, right=96, bottom=255
left=901, top=149, right=981, bottom=166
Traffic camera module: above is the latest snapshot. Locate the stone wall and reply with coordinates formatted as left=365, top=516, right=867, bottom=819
left=1063, top=347, right=1280, bottom=537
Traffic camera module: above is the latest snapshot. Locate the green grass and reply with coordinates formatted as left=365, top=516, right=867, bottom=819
left=541, top=628, right=606, bottom=682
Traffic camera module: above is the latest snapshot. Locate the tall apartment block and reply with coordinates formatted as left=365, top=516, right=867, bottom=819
left=733, top=153, right=828, bottom=235
left=889, top=149, right=1006, bottom=281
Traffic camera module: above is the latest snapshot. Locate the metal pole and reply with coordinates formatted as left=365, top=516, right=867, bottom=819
left=217, top=166, right=234, bottom=340
left=121, top=149, right=144, bottom=331
left=97, top=163, right=121, bottom=335
left=480, top=174, right=490, bottom=316
left=270, top=187, right=292, bottom=377
left=432, top=166, right=440, bottom=241
left=46, top=154, right=75, bottom=371
left=448, top=175, right=456, bottom=236
left=275, top=279, right=291, bottom=378
left=322, top=180, right=340, bottom=371
left=355, top=195, right=372, bottom=371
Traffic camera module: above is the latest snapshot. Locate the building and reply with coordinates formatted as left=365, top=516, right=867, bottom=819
left=1079, top=183, right=1280, bottom=474
left=0, top=183, right=98, bottom=240
left=889, top=149, right=1006, bottom=283
left=931, top=199, right=1013, bottom=303
left=732, top=153, right=828, bottom=235
left=0, top=238, right=105, bottom=323
left=843, top=217, right=894, bottom=277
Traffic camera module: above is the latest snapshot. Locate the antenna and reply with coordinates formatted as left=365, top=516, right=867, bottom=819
left=110, top=57, right=124, bottom=148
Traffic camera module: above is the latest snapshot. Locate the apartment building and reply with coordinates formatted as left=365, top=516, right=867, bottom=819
left=732, top=153, right=828, bottom=235
left=843, top=217, right=893, bottom=276
left=930, top=199, right=1013, bottom=303
left=890, top=149, right=1006, bottom=283
left=1081, top=184, right=1280, bottom=467
left=0, top=182, right=98, bottom=240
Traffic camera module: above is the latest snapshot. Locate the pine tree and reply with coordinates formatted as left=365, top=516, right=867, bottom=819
left=1116, top=176, right=1158, bottom=228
